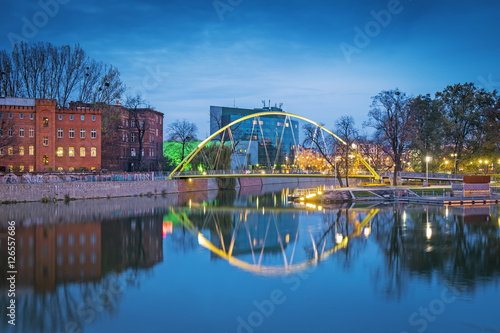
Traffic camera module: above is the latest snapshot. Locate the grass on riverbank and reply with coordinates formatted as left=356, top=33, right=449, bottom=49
left=411, top=188, right=448, bottom=196
left=352, top=191, right=379, bottom=198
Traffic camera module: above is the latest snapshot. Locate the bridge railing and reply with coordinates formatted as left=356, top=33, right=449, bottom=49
left=398, top=172, right=464, bottom=180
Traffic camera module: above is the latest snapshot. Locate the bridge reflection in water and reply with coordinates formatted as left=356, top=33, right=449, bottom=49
left=170, top=206, right=379, bottom=276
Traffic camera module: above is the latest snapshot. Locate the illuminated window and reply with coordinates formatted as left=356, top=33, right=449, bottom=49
left=29, top=128, right=34, bottom=137
left=57, top=167, right=63, bottom=171
left=57, top=147, right=63, bottom=157
left=43, top=117, right=49, bottom=127
left=285, top=123, right=289, bottom=127
left=19, top=128, right=24, bottom=137
left=69, top=128, right=75, bottom=138
left=19, top=165, right=24, bottom=172
left=42, top=155, right=49, bottom=165
left=57, top=128, right=63, bottom=138
left=8, top=146, right=13, bottom=155
left=43, top=137, right=48, bottom=146
left=29, top=145, right=34, bottom=155
left=80, top=147, right=85, bottom=157
left=131, top=148, right=136, bottom=157
left=19, top=146, right=24, bottom=156
left=80, top=129, right=85, bottom=138
left=7, top=165, right=12, bottom=172
left=29, top=165, right=34, bottom=172
left=91, top=166, right=96, bottom=171
left=91, top=147, right=96, bottom=157
left=81, top=115, right=85, bottom=121
left=141, top=148, right=144, bottom=157
left=91, top=129, right=96, bottom=138
left=8, top=128, right=13, bottom=136
left=69, top=167, right=74, bottom=172
left=69, top=147, right=74, bottom=157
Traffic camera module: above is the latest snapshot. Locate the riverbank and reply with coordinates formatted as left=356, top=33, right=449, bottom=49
left=0, top=176, right=346, bottom=203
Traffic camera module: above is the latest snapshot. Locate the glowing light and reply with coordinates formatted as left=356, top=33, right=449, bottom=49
left=261, top=171, right=266, bottom=174
left=445, top=206, right=449, bottom=218
left=188, top=178, right=192, bottom=182
left=426, top=224, right=432, bottom=239
left=299, top=197, right=305, bottom=201
left=318, top=205, right=323, bottom=211
left=162, top=222, right=173, bottom=238
left=426, top=156, right=431, bottom=163
left=364, top=227, right=371, bottom=238
left=403, top=211, right=407, bottom=223
left=317, top=191, right=322, bottom=195
left=306, top=203, right=317, bottom=209
left=285, top=234, right=290, bottom=243
left=335, top=233, right=343, bottom=244
left=189, top=199, right=192, bottom=209
left=262, top=207, right=265, bottom=215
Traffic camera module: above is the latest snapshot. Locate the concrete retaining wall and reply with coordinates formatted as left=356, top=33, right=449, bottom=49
left=0, top=178, right=218, bottom=203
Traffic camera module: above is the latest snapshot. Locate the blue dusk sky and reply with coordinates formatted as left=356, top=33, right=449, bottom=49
left=1, top=0, right=499, bottom=138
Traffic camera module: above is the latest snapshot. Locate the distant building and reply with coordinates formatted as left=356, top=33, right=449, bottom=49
left=0, top=97, right=101, bottom=172
left=210, top=105, right=299, bottom=168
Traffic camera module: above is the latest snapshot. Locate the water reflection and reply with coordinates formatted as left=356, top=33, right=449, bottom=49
left=0, top=191, right=499, bottom=333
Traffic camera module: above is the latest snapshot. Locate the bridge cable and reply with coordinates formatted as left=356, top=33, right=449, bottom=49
left=286, top=116, right=299, bottom=166
left=256, top=117, right=272, bottom=169
left=273, top=116, right=288, bottom=169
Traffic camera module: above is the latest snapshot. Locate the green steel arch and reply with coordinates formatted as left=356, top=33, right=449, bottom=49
left=168, top=111, right=380, bottom=180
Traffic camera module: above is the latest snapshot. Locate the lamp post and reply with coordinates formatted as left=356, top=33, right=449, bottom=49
left=425, top=156, right=431, bottom=187
left=450, top=153, right=458, bottom=174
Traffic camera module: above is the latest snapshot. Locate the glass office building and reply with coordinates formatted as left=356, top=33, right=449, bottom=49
left=210, top=105, right=299, bottom=168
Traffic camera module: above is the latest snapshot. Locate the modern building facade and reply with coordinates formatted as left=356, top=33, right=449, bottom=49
left=0, top=97, right=101, bottom=172
left=210, top=105, right=299, bottom=168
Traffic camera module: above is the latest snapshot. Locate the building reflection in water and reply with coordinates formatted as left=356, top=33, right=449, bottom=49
left=0, top=205, right=166, bottom=333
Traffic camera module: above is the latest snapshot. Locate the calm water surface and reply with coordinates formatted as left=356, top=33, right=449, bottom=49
left=1, top=183, right=499, bottom=333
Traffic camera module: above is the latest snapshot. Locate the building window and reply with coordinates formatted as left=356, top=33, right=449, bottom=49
left=0, top=128, right=2, bottom=136
left=131, top=148, right=136, bottom=157
left=29, top=145, right=34, bottom=155
left=80, top=147, right=85, bottom=157
left=57, top=147, right=63, bottom=157
left=8, top=128, right=13, bottom=136
left=91, top=129, right=96, bottom=138
left=81, top=115, right=85, bottom=121
left=30, top=113, right=34, bottom=120
left=29, top=128, right=34, bottom=137
left=19, top=146, right=24, bottom=156
left=20, top=113, right=23, bottom=119
left=8, top=146, right=13, bottom=155
left=0, top=147, right=3, bottom=155
left=57, top=128, right=63, bottom=138
left=80, top=234, right=86, bottom=245
left=91, top=233, right=97, bottom=245
left=8, top=113, right=12, bottom=118
left=29, top=165, right=34, bottom=172
left=57, top=167, right=63, bottom=171
left=7, top=165, right=13, bottom=172
left=92, top=115, right=95, bottom=121
left=141, top=148, right=144, bottom=157
left=80, top=129, right=85, bottom=138
left=43, top=137, right=49, bottom=146
left=151, top=150, right=154, bottom=157
left=70, top=115, right=74, bottom=120
left=131, top=120, right=136, bottom=127
left=131, top=133, right=136, bottom=142
left=58, top=114, right=62, bottom=120
left=69, top=147, right=75, bottom=157
left=122, top=133, right=126, bottom=142
left=69, top=128, right=75, bottom=138
left=69, top=167, right=74, bottom=171
left=43, top=117, right=49, bottom=127
left=19, top=165, right=24, bottom=172
left=0, top=113, right=2, bottom=118
left=19, top=128, right=24, bottom=137
left=42, top=155, right=49, bottom=165
left=156, top=128, right=158, bottom=136
left=91, top=147, right=96, bottom=157
left=68, top=234, right=74, bottom=246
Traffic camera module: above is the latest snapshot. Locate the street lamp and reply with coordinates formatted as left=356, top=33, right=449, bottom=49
left=450, top=153, right=458, bottom=174
left=425, top=156, right=431, bottom=187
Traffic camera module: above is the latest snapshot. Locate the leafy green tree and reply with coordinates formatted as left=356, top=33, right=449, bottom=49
left=408, top=94, right=444, bottom=171
left=436, top=83, right=497, bottom=170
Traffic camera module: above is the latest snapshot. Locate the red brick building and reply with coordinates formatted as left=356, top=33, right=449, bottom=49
left=0, top=97, right=101, bottom=172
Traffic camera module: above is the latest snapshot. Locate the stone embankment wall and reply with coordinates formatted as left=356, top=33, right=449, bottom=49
left=0, top=178, right=218, bottom=203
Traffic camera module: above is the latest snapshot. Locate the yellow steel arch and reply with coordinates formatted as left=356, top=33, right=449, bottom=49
left=168, top=111, right=380, bottom=179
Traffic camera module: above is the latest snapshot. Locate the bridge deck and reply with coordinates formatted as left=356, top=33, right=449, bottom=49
left=176, top=173, right=375, bottom=179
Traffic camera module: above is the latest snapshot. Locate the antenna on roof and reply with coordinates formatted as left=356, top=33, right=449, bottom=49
left=262, top=100, right=266, bottom=108
left=279, top=103, right=283, bottom=109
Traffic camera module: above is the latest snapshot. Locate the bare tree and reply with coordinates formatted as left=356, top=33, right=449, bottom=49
left=302, top=123, right=344, bottom=187
left=368, top=89, right=414, bottom=185
left=0, top=116, right=18, bottom=161
left=335, top=116, right=358, bottom=187
left=125, top=94, right=150, bottom=171
left=167, top=119, right=198, bottom=162
left=1, top=42, right=125, bottom=106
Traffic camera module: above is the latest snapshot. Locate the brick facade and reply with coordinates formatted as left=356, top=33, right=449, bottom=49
left=0, top=97, right=101, bottom=172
